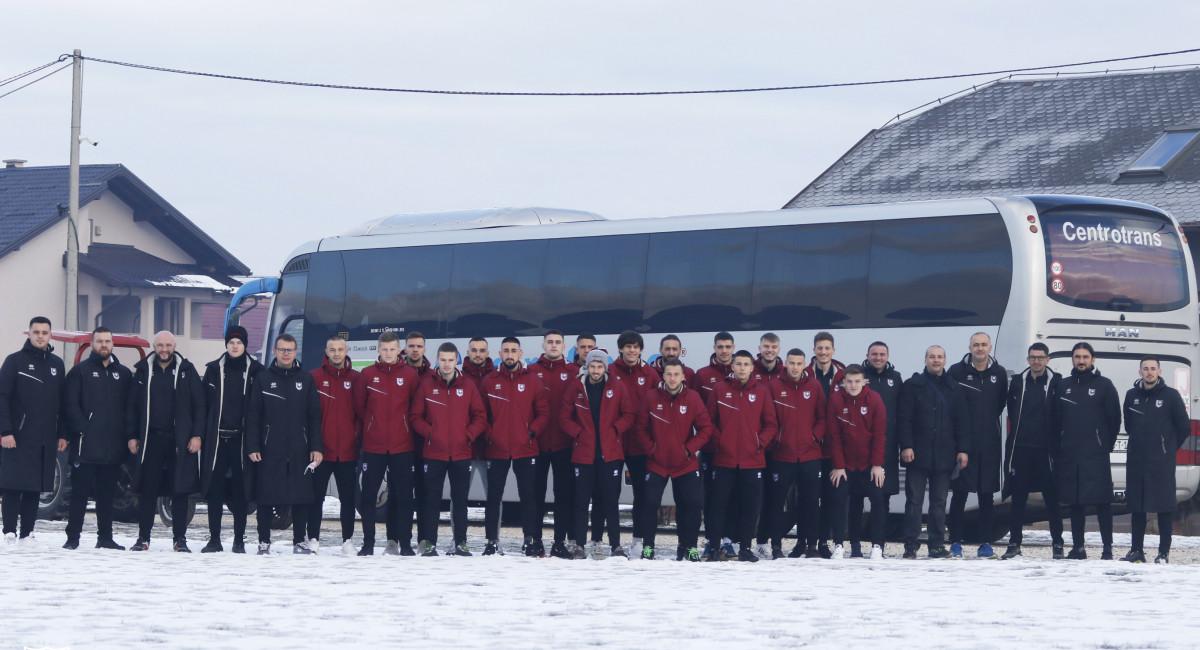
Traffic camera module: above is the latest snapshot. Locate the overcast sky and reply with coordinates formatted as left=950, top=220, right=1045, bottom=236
left=3, top=1, right=1199, bottom=274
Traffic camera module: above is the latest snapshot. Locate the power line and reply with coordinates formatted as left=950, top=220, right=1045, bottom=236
left=74, top=47, right=1200, bottom=97
left=0, top=62, right=72, bottom=101
left=0, top=56, right=68, bottom=88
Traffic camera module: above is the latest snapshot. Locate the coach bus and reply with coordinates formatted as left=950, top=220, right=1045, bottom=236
left=229, top=196, right=1200, bottom=536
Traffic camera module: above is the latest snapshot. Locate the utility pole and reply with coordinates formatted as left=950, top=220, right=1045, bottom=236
left=66, top=49, right=81, bottom=346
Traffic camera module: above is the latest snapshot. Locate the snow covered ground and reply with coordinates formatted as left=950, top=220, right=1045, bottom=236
left=4, top=516, right=1199, bottom=649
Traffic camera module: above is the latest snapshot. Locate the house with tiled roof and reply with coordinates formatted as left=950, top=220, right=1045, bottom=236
left=0, top=161, right=264, bottom=358
left=785, top=67, right=1200, bottom=266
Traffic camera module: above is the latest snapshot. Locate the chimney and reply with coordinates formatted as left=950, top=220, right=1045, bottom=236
left=3, top=159, right=27, bottom=169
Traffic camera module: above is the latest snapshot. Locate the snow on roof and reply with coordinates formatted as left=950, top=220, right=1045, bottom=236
left=146, top=274, right=236, bottom=292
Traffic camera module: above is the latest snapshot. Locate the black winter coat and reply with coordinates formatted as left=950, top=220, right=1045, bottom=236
left=862, top=361, right=903, bottom=494
left=129, top=353, right=204, bottom=496
left=64, top=352, right=133, bottom=465
left=1123, top=380, right=1189, bottom=513
left=1003, top=367, right=1061, bottom=495
left=1051, top=367, right=1121, bottom=505
left=0, top=340, right=65, bottom=492
left=199, top=353, right=264, bottom=495
left=245, top=362, right=322, bottom=506
left=897, top=369, right=971, bottom=475
left=948, top=356, right=1008, bottom=494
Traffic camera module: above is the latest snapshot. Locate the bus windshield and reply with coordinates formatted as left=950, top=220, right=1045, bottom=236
left=1041, top=208, right=1189, bottom=312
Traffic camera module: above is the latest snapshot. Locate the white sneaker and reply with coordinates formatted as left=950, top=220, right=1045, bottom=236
left=869, top=544, right=884, bottom=560
left=308, top=538, right=320, bottom=554
left=630, top=538, right=643, bottom=560
left=756, top=542, right=771, bottom=559
left=831, top=543, right=845, bottom=560
left=341, top=540, right=355, bottom=556
left=4, top=532, right=16, bottom=544
left=17, top=534, right=35, bottom=546
left=586, top=540, right=600, bottom=559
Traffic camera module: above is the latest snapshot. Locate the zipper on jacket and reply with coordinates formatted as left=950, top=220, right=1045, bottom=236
left=18, top=413, right=26, bottom=431
left=1095, top=428, right=1102, bottom=449
left=265, top=424, right=271, bottom=446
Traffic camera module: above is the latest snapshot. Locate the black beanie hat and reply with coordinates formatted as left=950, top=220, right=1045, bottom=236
left=225, top=325, right=249, bottom=346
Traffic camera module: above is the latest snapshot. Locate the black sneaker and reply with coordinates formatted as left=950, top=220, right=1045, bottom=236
left=902, top=546, right=918, bottom=560
left=818, top=543, right=832, bottom=559
left=453, top=543, right=472, bottom=557
left=927, top=546, right=950, bottom=559
left=96, top=538, right=125, bottom=551
left=400, top=543, right=416, bottom=557
left=1000, top=544, right=1022, bottom=560
left=571, top=543, right=587, bottom=560
left=231, top=540, right=246, bottom=554
left=527, top=539, right=546, bottom=558
left=357, top=545, right=375, bottom=556
left=1121, top=549, right=1146, bottom=563
left=787, top=544, right=805, bottom=558
left=1101, top=545, right=1114, bottom=560
left=173, top=540, right=191, bottom=553
left=1066, top=546, right=1087, bottom=560
left=130, top=539, right=150, bottom=552
left=293, top=543, right=313, bottom=555
left=804, top=546, right=822, bottom=559
left=771, top=544, right=785, bottom=560
left=1154, top=552, right=1169, bottom=564
left=1052, top=543, right=1065, bottom=560
left=483, top=541, right=499, bottom=556
left=551, top=540, right=573, bottom=560
left=737, top=548, right=759, bottom=563
left=610, top=545, right=629, bottom=558
left=62, top=538, right=79, bottom=550
left=201, top=539, right=223, bottom=553
left=420, top=540, right=438, bottom=557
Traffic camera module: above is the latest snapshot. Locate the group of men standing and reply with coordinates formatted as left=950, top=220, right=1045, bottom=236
left=0, top=317, right=1190, bottom=564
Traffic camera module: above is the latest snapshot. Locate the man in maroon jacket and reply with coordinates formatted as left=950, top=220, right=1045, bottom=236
left=828, top=365, right=889, bottom=560
left=764, top=348, right=826, bottom=559
left=412, top=342, right=488, bottom=557
left=354, top=331, right=420, bottom=556
left=530, top=330, right=580, bottom=559
left=608, top=330, right=660, bottom=558
left=651, top=334, right=695, bottom=385
left=753, top=332, right=784, bottom=382
left=635, top=359, right=713, bottom=561
left=461, top=336, right=495, bottom=535
left=482, top=337, right=549, bottom=557
left=309, top=335, right=362, bottom=555
left=705, top=350, right=778, bottom=562
left=813, top=330, right=847, bottom=558
left=405, top=331, right=434, bottom=544
left=560, top=349, right=636, bottom=559
left=691, top=331, right=736, bottom=558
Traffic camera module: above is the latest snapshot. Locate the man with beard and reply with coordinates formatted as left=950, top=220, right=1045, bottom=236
left=63, top=326, right=130, bottom=550
left=128, top=330, right=204, bottom=552
left=199, top=326, right=263, bottom=553
left=530, top=330, right=580, bottom=559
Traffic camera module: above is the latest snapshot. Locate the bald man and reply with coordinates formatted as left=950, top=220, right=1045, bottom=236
left=128, top=331, right=204, bottom=552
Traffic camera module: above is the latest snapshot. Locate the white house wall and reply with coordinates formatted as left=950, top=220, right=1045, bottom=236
left=79, top=191, right=194, bottom=263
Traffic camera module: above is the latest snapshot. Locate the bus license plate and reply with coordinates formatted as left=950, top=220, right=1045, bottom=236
left=1112, top=438, right=1128, bottom=453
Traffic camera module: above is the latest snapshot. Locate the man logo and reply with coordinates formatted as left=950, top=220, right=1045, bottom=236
left=990, top=375, right=998, bottom=384
left=679, top=405, right=688, bottom=415
left=456, top=388, right=464, bottom=397
left=802, top=391, right=811, bottom=399
left=637, top=377, right=646, bottom=385
left=322, top=380, right=330, bottom=387
left=887, top=378, right=894, bottom=387
left=1088, top=388, right=1096, bottom=397
left=270, top=382, right=277, bottom=389
left=860, top=406, right=868, bottom=415
left=111, top=372, right=119, bottom=380
left=344, top=381, right=352, bottom=390
left=612, top=469, right=620, bottom=477
left=396, top=377, right=404, bottom=386
left=295, top=382, right=303, bottom=391
left=780, top=391, right=788, bottom=397
left=495, top=384, right=502, bottom=390
left=748, top=393, right=757, bottom=403
left=606, top=389, right=614, bottom=399
left=91, top=371, right=100, bottom=378
left=50, top=367, right=57, bottom=376
left=560, top=372, right=568, bottom=381
left=1156, top=400, right=1164, bottom=408
left=372, top=376, right=380, bottom=383
left=517, top=384, right=525, bottom=392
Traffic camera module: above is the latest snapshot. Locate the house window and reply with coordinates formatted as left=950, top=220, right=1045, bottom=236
left=1119, top=128, right=1200, bottom=180
left=77, top=295, right=89, bottom=331
left=154, top=297, right=183, bottom=335
left=190, top=302, right=228, bottom=340
left=100, top=295, right=141, bottom=334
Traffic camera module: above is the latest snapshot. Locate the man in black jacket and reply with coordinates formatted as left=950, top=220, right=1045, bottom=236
left=862, top=342, right=903, bottom=500
left=1051, top=342, right=1121, bottom=560
left=1121, top=357, right=1189, bottom=564
left=0, top=316, right=67, bottom=542
left=199, top=326, right=263, bottom=553
left=898, top=345, right=970, bottom=559
left=128, top=331, right=204, bottom=552
left=63, top=327, right=133, bottom=550
left=947, top=332, right=1008, bottom=558
left=1001, top=342, right=1064, bottom=560
left=246, top=333, right=323, bottom=555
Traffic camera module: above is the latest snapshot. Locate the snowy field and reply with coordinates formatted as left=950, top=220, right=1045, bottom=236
left=4, top=514, right=1200, bottom=649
